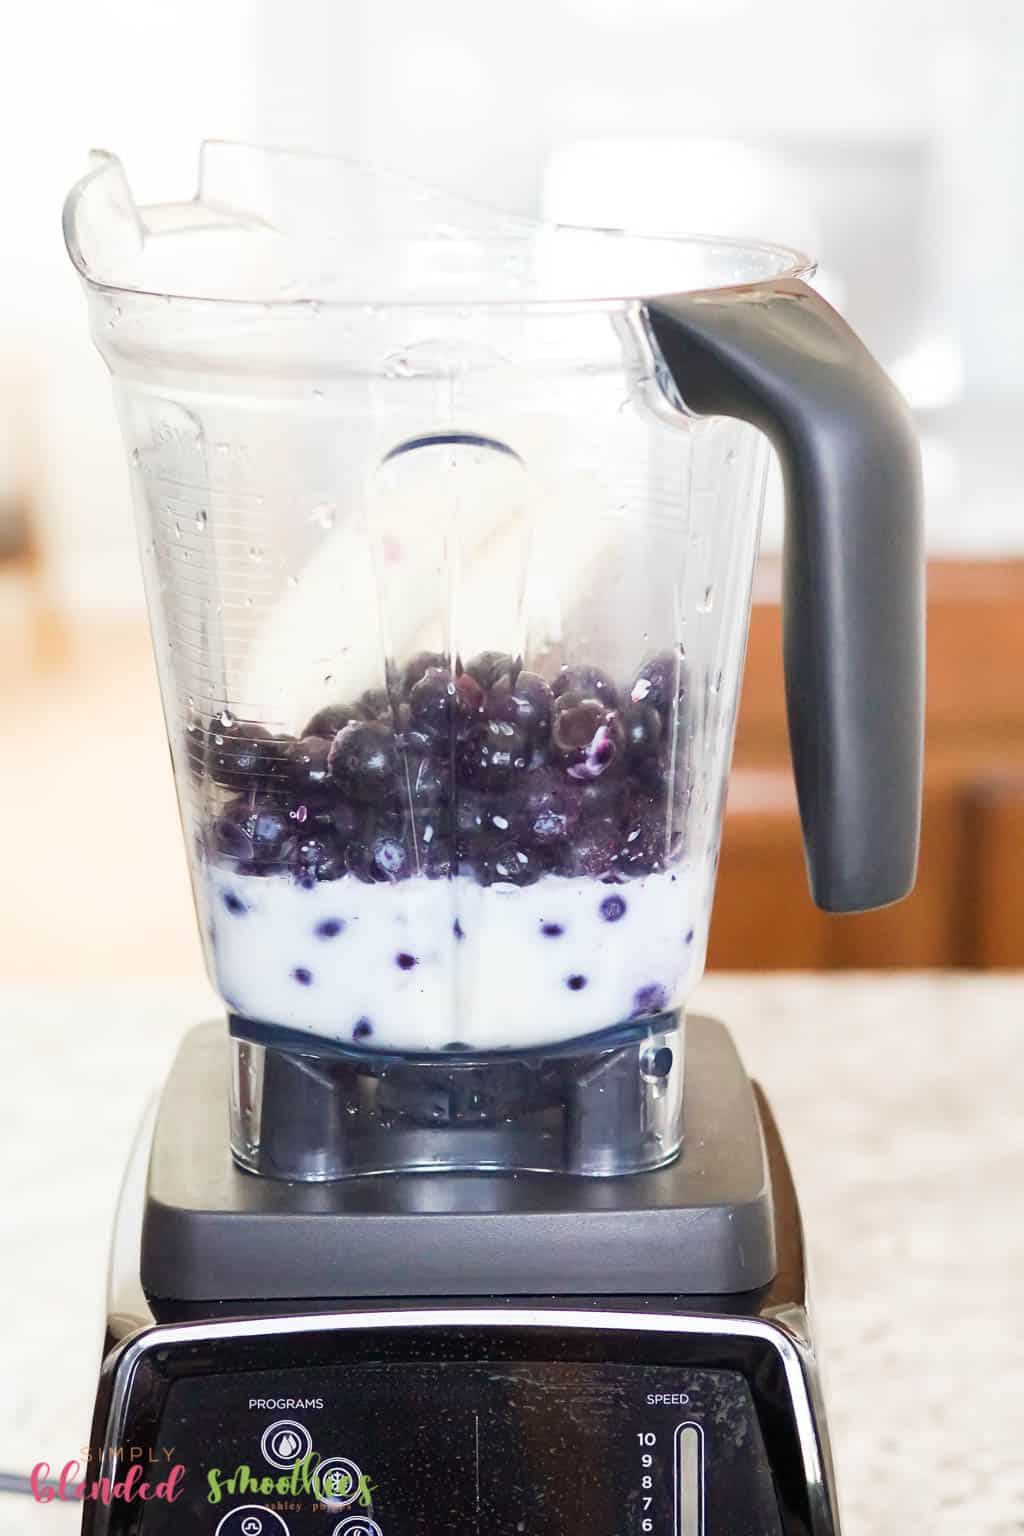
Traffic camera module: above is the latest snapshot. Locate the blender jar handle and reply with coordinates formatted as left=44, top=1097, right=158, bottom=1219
left=647, top=278, right=924, bottom=913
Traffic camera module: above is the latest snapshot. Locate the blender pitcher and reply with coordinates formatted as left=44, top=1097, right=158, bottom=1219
left=64, top=142, right=923, bottom=1180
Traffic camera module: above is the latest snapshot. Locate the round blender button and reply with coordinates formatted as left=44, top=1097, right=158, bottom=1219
left=314, top=1456, right=363, bottom=1509
left=214, top=1508, right=290, bottom=1536
left=332, top=1520, right=383, bottom=1536
left=260, top=1419, right=313, bottom=1469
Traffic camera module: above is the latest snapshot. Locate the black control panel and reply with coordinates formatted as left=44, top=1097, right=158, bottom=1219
left=107, top=1362, right=783, bottom=1535
left=84, top=1308, right=829, bottom=1536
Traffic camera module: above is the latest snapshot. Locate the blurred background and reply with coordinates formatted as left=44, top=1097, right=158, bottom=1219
left=1, top=0, right=1022, bottom=982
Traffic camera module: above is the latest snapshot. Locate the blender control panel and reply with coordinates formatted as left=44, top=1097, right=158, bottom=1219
left=132, top=1361, right=782, bottom=1535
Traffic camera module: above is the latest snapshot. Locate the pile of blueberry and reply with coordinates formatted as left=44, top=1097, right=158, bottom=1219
left=195, top=649, right=689, bottom=887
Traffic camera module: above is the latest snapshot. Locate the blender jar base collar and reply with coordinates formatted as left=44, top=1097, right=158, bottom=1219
left=141, top=1014, right=774, bottom=1301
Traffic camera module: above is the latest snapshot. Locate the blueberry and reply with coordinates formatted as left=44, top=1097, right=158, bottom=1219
left=287, top=736, right=333, bottom=801
left=347, top=814, right=412, bottom=883
left=454, top=790, right=521, bottom=843
left=408, top=667, right=454, bottom=733
left=579, top=774, right=628, bottom=822
left=315, top=917, right=345, bottom=939
left=551, top=697, right=624, bottom=780
left=452, top=671, right=485, bottom=724
left=630, top=651, right=687, bottom=716
left=353, top=1018, right=373, bottom=1040
left=329, top=721, right=398, bottom=804
left=292, top=966, right=314, bottom=986
left=402, top=751, right=451, bottom=811
left=552, top=665, right=619, bottom=707
left=632, top=983, right=669, bottom=1017
left=211, top=797, right=292, bottom=867
left=397, top=723, right=437, bottom=756
left=288, top=834, right=346, bottom=884
left=309, top=800, right=360, bottom=847
left=396, top=952, right=418, bottom=970
left=356, top=687, right=392, bottom=721
left=302, top=702, right=360, bottom=739
left=559, top=818, right=621, bottom=878
left=618, top=795, right=667, bottom=874
left=456, top=719, right=528, bottom=791
left=222, top=889, right=247, bottom=916
left=421, top=834, right=455, bottom=880
left=567, top=974, right=587, bottom=991
left=600, top=893, right=627, bottom=922
left=371, top=831, right=412, bottom=881
left=401, top=650, right=448, bottom=695
left=475, top=840, right=543, bottom=887
left=462, top=650, right=518, bottom=691
left=622, top=702, right=663, bottom=762
left=522, top=768, right=582, bottom=847
left=208, top=721, right=290, bottom=790
left=541, top=922, right=564, bottom=937
left=487, top=671, right=554, bottom=741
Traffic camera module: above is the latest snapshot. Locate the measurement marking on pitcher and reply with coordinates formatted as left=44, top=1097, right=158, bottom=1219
left=674, top=1422, right=705, bottom=1536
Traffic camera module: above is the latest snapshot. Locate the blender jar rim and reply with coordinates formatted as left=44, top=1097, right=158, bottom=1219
left=63, top=141, right=815, bottom=313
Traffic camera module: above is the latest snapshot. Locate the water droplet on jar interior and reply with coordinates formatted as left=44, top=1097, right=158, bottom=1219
left=311, top=387, right=324, bottom=400
left=218, top=709, right=236, bottom=728
left=194, top=509, right=208, bottom=532
left=699, top=586, right=713, bottom=612
left=248, top=545, right=264, bottom=562
left=214, top=442, right=230, bottom=455
left=287, top=574, right=299, bottom=587
left=384, top=354, right=416, bottom=379
left=310, top=502, right=336, bottom=530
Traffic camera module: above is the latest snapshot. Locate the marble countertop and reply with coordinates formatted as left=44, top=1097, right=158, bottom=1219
left=0, top=973, right=1020, bottom=1534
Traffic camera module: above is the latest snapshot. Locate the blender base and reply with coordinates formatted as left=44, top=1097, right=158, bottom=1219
left=143, top=1015, right=774, bottom=1302
left=84, top=1012, right=840, bottom=1535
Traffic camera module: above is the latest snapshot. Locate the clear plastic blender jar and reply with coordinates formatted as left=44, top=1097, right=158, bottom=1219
left=64, top=143, right=922, bottom=1178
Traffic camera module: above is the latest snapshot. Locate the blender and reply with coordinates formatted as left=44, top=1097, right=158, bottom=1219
left=64, top=143, right=923, bottom=1535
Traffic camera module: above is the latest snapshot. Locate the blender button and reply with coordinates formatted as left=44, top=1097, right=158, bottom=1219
left=332, top=1521, right=383, bottom=1536
left=261, top=1419, right=313, bottom=1468
left=214, top=1507, right=290, bottom=1536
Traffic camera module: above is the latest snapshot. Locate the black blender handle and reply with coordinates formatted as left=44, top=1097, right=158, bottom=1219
left=647, top=278, right=924, bottom=913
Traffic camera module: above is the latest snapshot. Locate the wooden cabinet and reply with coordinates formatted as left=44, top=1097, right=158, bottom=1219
left=709, top=560, right=1024, bottom=970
